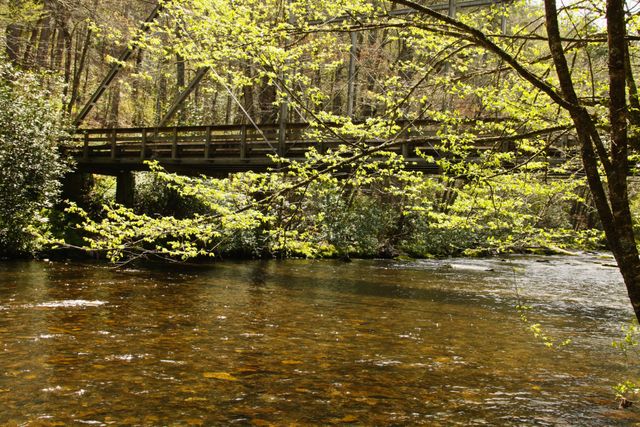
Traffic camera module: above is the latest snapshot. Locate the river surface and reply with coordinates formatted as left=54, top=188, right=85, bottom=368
left=1, top=254, right=640, bottom=425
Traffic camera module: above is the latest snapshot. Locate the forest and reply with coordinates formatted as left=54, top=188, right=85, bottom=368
left=0, top=4, right=638, bottom=261
left=1, top=0, right=640, bottom=294
left=0, top=1, right=640, bottom=274
left=2, top=0, right=639, bottom=297
left=0, top=0, right=624, bottom=252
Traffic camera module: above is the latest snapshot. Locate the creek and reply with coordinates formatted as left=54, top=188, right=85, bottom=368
left=0, top=254, right=638, bottom=425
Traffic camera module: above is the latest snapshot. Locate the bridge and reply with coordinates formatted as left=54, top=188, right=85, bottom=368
left=66, top=121, right=445, bottom=176
left=63, top=119, right=571, bottom=205
left=63, top=120, right=445, bottom=205
left=66, top=119, right=574, bottom=177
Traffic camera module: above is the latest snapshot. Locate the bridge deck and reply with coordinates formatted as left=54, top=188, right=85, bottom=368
left=65, top=121, right=568, bottom=176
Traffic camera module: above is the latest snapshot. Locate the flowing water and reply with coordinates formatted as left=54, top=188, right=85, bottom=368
left=1, top=254, right=639, bottom=425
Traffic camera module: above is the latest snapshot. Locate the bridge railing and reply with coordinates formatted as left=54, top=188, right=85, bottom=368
left=65, top=120, right=573, bottom=174
left=66, top=121, right=454, bottom=163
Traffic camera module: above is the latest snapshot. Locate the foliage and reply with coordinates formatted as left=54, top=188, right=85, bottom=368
left=0, top=62, right=68, bottom=256
left=627, top=180, right=640, bottom=240
left=133, top=171, right=211, bottom=218
left=612, top=320, right=640, bottom=406
left=399, top=174, right=603, bottom=257
left=60, top=158, right=602, bottom=263
left=514, top=303, right=571, bottom=349
left=2, top=0, right=623, bottom=264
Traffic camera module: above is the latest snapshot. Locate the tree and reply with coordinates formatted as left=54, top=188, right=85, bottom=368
left=382, top=0, right=640, bottom=320
left=0, top=61, right=68, bottom=256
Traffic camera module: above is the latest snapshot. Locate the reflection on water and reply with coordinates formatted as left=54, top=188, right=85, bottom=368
left=1, top=254, right=639, bottom=425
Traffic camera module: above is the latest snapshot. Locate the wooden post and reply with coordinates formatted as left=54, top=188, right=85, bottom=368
left=83, top=132, right=89, bottom=160
left=140, top=128, right=147, bottom=160
left=115, top=171, right=135, bottom=207
left=171, top=127, right=178, bottom=159
left=240, top=125, right=247, bottom=159
left=401, top=128, right=410, bottom=157
left=110, top=129, right=117, bottom=159
left=278, top=108, right=287, bottom=157
left=204, top=126, right=211, bottom=158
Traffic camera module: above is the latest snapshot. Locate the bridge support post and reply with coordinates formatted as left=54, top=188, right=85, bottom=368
left=83, top=133, right=90, bottom=160
left=205, top=126, right=212, bottom=159
left=61, top=171, right=94, bottom=208
left=402, top=142, right=409, bottom=158
left=140, top=129, right=147, bottom=160
left=240, top=125, right=247, bottom=159
left=171, top=127, right=178, bottom=159
left=115, top=171, right=135, bottom=207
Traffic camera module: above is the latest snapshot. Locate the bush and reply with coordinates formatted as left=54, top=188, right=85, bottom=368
left=63, top=162, right=602, bottom=263
left=134, top=171, right=210, bottom=218
left=0, top=64, right=68, bottom=256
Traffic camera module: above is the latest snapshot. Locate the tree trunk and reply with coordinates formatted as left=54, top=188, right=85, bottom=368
left=5, top=23, right=22, bottom=65
left=604, top=0, right=640, bottom=320
left=155, top=69, right=167, bottom=126
left=625, top=43, right=640, bottom=151
left=62, top=28, right=72, bottom=99
left=106, top=81, right=121, bottom=128
left=132, top=50, right=145, bottom=126
left=545, top=0, right=640, bottom=321
left=35, top=13, right=53, bottom=68
left=23, top=18, right=43, bottom=68
left=68, top=26, right=92, bottom=114
left=176, top=53, right=185, bottom=124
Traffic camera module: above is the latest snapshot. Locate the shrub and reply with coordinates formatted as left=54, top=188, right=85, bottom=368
left=0, top=64, right=68, bottom=256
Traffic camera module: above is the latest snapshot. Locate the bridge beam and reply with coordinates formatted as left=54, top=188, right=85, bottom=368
left=158, top=67, right=210, bottom=127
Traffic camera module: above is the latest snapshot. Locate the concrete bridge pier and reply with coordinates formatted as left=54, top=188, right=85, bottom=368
left=115, top=171, right=135, bottom=207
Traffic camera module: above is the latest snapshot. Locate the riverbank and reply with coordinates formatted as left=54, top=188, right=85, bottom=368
left=20, top=238, right=601, bottom=268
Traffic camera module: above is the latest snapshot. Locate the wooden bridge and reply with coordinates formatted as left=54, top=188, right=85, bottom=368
left=62, top=119, right=571, bottom=206
left=65, top=120, right=453, bottom=176
left=65, top=119, right=571, bottom=176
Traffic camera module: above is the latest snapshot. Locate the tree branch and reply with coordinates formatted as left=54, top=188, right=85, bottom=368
left=390, top=0, right=576, bottom=111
